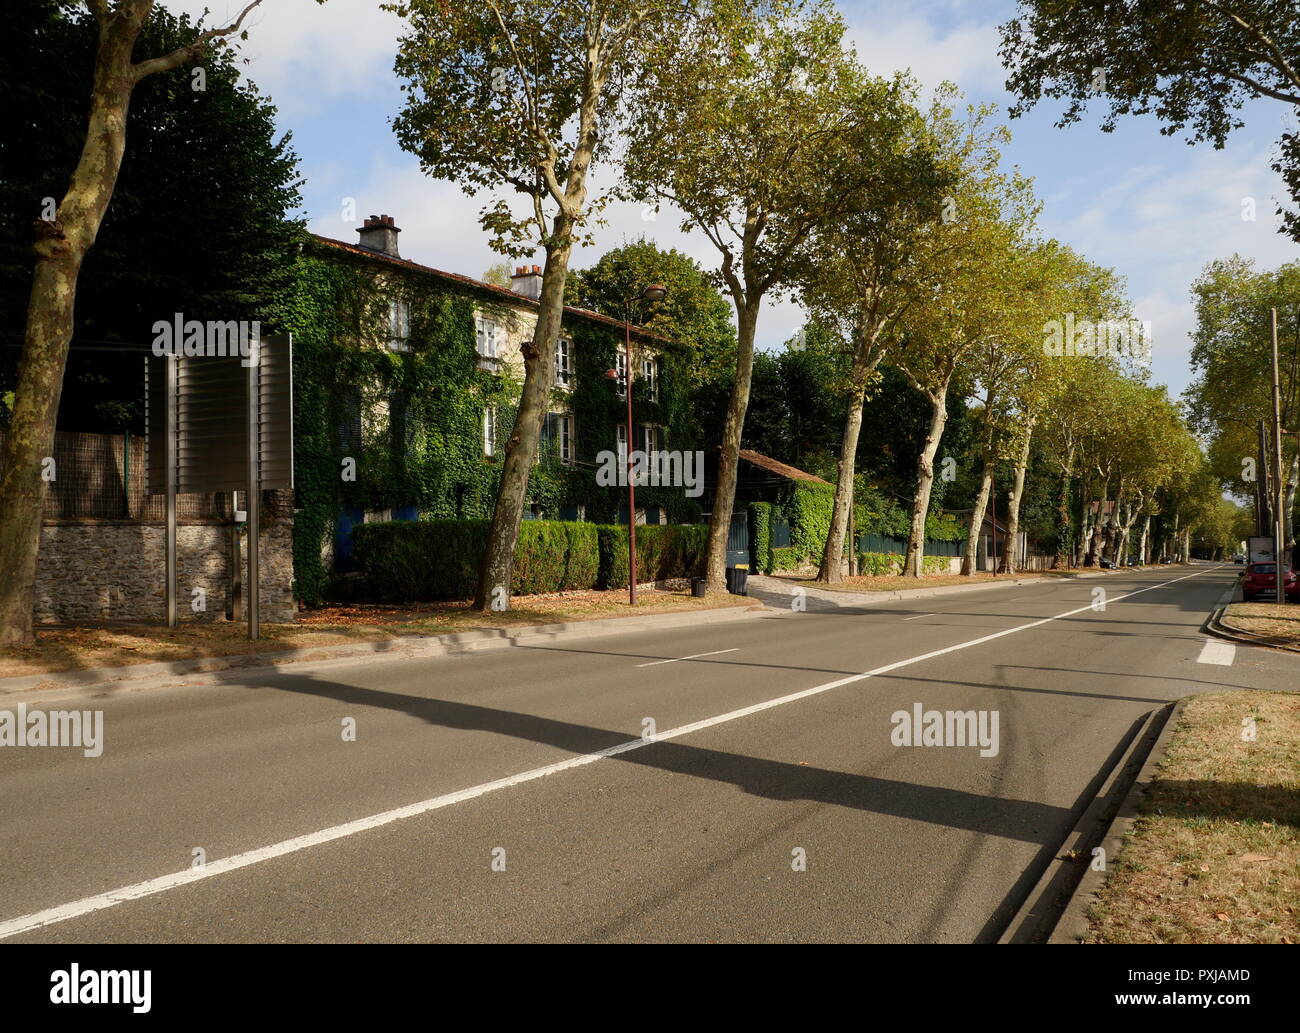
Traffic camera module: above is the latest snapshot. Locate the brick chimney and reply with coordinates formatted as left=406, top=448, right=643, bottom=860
left=358, top=214, right=401, bottom=257
left=511, top=263, right=543, bottom=299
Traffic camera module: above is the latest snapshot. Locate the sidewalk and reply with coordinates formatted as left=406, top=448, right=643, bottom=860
left=0, top=602, right=766, bottom=698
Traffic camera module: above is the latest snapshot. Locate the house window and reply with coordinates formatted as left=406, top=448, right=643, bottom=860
left=475, top=316, right=499, bottom=364
left=338, top=387, right=362, bottom=452
left=637, top=423, right=659, bottom=456
left=483, top=407, right=496, bottom=457
left=542, top=412, right=573, bottom=465
left=642, top=355, right=657, bottom=400
left=555, top=337, right=573, bottom=388
left=388, top=299, right=411, bottom=351
left=615, top=349, right=627, bottom=398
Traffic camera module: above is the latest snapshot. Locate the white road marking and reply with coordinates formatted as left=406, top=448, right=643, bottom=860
left=0, top=565, right=1219, bottom=941
left=1197, top=640, right=1236, bottom=666
left=901, top=613, right=937, bottom=622
left=636, top=648, right=739, bottom=667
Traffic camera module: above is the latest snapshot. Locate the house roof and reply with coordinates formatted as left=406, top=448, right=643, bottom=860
left=311, top=234, right=674, bottom=345
left=737, top=449, right=830, bottom=484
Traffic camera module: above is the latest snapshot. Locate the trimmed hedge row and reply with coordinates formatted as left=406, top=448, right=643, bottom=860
left=856, top=552, right=951, bottom=576
left=352, top=519, right=707, bottom=601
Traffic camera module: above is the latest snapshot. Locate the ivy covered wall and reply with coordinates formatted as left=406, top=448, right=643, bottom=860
left=283, top=238, right=698, bottom=604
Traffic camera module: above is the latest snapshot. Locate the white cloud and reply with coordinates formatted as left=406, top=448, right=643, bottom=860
left=157, top=0, right=402, bottom=115
left=844, top=16, right=1005, bottom=97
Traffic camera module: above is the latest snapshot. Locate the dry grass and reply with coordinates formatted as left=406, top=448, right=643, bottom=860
left=1222, top=602, right=1300, bottom=649
left=1084, top=691, right=1300, bottom=944
left=0, top=589, right=751, bottom=680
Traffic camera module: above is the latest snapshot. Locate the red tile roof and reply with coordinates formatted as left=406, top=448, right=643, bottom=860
left=738, top=449, right=830, bottom=484
left=311, top=234, right=673, bottom=345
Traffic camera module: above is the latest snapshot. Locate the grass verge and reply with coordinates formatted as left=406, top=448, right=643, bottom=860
left=1084, top=691, right=1300, bottom=944
left=1221, top=602, right=1300, bottom=649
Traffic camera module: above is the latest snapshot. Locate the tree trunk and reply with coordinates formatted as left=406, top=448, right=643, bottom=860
left=816, top=382, right=866, bottom=584
left=1104, top=483, right=1126, bottom=561
left=1138, top=513, right=1151, bottom=564
left=0, top=23, right=139, bottom=648
left=1285, top=449, right=1298, bottom=558
left=704, top=299, right=760, bottom=587
left=902, top=386, right=947, bottom=578
left=1076, top=491, right=1091, bottom=567
left=1086, top=480, right=1108, bottom=565
left=1055, top=459, right=1073, bottom=569
left=961, top=459, right=993, bottom=576
left=474, top=228, right=570, bottom=610
left=1000, top=421, right=1033, bottom=574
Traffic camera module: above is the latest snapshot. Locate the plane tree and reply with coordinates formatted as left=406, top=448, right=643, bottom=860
left=624, top=0, right=899, bottom=587
left=890, top=101, right=1038, bottom=578
left=791, top=74, right=955, bottom=584
left=1184, top=256, right=1300, bottom=552
left=999, top=0, right=1300, bottom=240
left=388, top=0, right=690, bottom=611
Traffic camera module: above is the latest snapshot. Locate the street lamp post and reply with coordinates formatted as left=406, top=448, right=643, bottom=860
left=605, top=284, right=666, bottom=606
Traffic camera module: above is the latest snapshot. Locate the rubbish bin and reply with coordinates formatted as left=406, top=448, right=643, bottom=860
left=726, top=564, right=749, bottom=596
left=691, top=577, right=707, bottom=598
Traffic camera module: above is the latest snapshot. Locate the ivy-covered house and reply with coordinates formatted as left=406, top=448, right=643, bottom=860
left=282, top=215, right=700, bottom=603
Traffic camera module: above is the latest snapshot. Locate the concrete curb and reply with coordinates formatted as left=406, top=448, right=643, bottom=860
left=1204, top=605, right=1300, bottom=655
left=0, top=602, right=769, bottom=699
left=998, top=701, right=1174, bottom=944
left=1046, top=697, right=1188, bottom=944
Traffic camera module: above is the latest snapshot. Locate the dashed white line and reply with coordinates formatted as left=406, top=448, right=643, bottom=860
left=1197, top=640, right=1236, bottom=666
left=636, top=648, right=739, bottom=667
left=901, top=613, right=937, bottom=622
left=0, top=565, right=1220, bottom=941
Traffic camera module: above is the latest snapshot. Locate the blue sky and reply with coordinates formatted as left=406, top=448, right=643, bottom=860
left=161, top=0, right=1300, bottom=398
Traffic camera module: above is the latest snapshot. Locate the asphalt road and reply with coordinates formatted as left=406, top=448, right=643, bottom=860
left=1, top=562, right=1294, bottom=943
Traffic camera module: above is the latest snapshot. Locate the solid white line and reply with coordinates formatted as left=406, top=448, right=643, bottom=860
left=636, top=648, right=739, bottom=667
left=0, top=565, right=1220, bottom=941
left=901, top=613, right=937, bottom=622
left=1197, top=640, right=1236, bottom=666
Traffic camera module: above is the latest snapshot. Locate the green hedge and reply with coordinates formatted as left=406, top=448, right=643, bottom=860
left=853, top=552, right=950, bottom=576
left=788, top=481, right=836, bottom=561
left=353, top=518, right=706, bottom=601
left=749, top=502, right=773, bottom=574
left=598, top=523, right=709, bottom=589
left=770, top=546, right=803, bottom=572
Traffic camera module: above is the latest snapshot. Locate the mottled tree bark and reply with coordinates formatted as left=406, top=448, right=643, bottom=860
left=704, top=299, right=760, bottom=587
left=1000, top=420, right=1033, bottom=574
left=902, top=387, right=947, bottom=578
left=817, top=384, right=866, bottom=584
left=474, top=225, right=570, bottom=610
left=961, top=459, right=993, bottom=576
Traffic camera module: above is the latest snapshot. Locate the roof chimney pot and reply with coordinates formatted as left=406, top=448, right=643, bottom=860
left=357, top=212, right=401, bottom=257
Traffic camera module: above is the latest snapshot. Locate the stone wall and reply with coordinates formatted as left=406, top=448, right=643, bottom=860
left=35, top=516, right=295, bottom=625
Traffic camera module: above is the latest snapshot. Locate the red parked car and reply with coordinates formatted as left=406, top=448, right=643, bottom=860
left=1241, top=562, right=1299, bottom=602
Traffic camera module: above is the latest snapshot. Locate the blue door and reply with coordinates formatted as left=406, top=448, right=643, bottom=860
left=334, top=507, right=364, bottom=573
